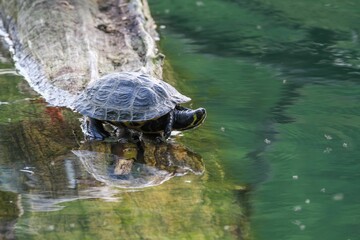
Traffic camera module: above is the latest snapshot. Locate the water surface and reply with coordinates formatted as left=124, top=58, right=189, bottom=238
left=150, top=0, right=360, bottom=239
left=1, top=0, right=360, bottom=239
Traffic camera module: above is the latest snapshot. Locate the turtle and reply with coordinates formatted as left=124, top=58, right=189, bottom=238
left=73, top=72, right=206, bottom=141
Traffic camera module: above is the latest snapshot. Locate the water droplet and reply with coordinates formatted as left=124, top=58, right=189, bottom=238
left=323, top=147, right=332, bottom=153
left=196, top=1, right=204, bottom=6
left=282, top=79, right=287, bottom=84
left=159, top=25, right=166, bottom=29
left=223, top=225, right=236, bottom=231
left=293, top=205, right=302, bottom=211
left=299, top=225, right=306, bottom=230
left=264, top=138, right=271, bottom=144
left=292, top=175, right=299, bottom=180
left=324, top=134, right=332, bottom=140
left=305, top=199, right=310, bottom=204
left=220, top=127, right=225, bottom=132
left=292, top=220, right=301, bottom=226
left=320, top=188, right=326, bottom=193
left=333, top=193, right=344, bottom=201
left=342, top=142, right=348, bottom=148
left=47, top=225, right=55, bottom=231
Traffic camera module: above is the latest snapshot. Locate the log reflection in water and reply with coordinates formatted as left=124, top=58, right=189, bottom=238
left=0, top=94, right=249, bottom=240
left=0, top=99, right=205, bottom=212
left=73, top=139, right=205, bottom=188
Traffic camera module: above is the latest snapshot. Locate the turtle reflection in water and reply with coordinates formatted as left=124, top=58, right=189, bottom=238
left=74, top=72, right=207, bottom=141
left=73, top=138, right=205, bottom=188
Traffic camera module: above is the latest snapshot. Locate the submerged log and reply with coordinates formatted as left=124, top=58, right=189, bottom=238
left=73, top=139, right=205, bottom=188
left=0, top=0, right=162, bottom=107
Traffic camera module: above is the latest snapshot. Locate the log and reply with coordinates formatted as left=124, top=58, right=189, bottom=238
left=0, top=0, right=162, bottom=107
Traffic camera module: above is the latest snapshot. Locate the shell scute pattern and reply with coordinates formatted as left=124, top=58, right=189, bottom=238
left=86, top=88, right=98, bottom=100
left=153, top=85, right=169, bottom=99
left=133, top=87, right=157, bottom=108
left=117, top=79, right=136, bottom=88
left=119, top=110, right=132, bottom=120
left=95, top=90, right=112, bottom=104
left=108, top=91, right=132, bottom=108
left=93, top=107, right=106, bottom=119
left=132, top=111, right=146, bottom=120
left=105, top=109, right=120, bottom=121
left=77, top=104, right=94, bottom=118
left=74, top=72, right=191, bottom=121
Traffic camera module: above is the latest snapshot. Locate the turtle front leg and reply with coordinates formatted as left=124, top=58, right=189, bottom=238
left=154, top=111, right=174, bottom=143
left=163, top=110, right=175, bottom=140
left=83, top=117, right=110, bottom=140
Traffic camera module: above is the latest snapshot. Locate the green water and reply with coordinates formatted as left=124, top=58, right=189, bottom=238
left=150, top=0, right=360, bottom=239
left=0, top=0, right=360, bottom=239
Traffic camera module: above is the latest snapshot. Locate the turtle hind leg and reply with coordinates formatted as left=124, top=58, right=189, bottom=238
left=83, top=117, right=110, bottom=140
left=114, top=123, right=142, bottom=142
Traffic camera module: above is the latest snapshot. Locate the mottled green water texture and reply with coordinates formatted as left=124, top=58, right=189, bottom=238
left=1, top=0, right=360, bottom=239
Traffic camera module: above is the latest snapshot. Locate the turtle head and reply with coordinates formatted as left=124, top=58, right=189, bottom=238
left=173, top=106, right=207, bottom=131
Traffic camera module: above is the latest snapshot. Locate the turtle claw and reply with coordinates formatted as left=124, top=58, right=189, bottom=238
left=130, top=132, right=143, bottom=143
left=83, top=118, right=110, bottom=141
left=87, top=129, right=109, bottom=141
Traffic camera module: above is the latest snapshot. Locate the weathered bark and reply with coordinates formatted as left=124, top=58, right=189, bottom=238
left=0, top=0, right=162, bottom=107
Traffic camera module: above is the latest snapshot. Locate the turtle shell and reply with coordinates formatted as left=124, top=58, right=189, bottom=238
left=73, top=72, right=191, bottom=121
